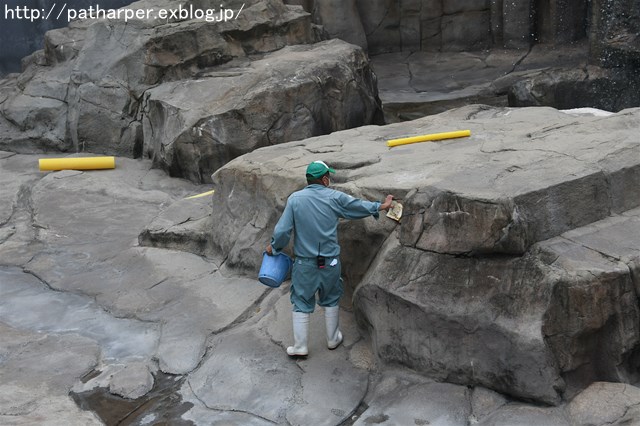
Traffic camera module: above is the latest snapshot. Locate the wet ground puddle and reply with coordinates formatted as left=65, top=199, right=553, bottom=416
left=0, top=266, right=192, bottom=424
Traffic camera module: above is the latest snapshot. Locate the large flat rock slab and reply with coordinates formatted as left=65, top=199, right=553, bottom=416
left=205, top=104, right=640, bottom=403
left=13, top=158, right=268, bottom=375
left=209, top=105, right=640, bottom=274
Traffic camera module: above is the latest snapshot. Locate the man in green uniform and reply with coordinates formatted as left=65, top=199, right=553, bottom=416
left=266, top=160, right=393, bottom=356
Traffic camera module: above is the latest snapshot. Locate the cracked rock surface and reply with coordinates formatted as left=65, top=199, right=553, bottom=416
left=199, top=104, right=640, bottom=406
left=1, top=109, right=640, bottom=423
left=1, top=1, right=640, bottom=424
left=0, top=0, right=383, bottom=184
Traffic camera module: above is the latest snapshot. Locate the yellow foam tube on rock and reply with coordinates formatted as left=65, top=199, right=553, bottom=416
left=39, top=156, right=116, bottom=171
left=387, top=129, right=471, bottom=147
left=185, top=189, right=215, bottom=200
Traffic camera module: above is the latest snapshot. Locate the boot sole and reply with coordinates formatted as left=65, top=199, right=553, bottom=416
left=287, top=347, right=308, bottom=357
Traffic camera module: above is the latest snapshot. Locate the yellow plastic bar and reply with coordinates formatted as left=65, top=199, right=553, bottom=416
left=387, top=129, right=471, bottom=147
left=185, top=189, right=215, bottom=200
left=39, top=156, right=116, bottom=171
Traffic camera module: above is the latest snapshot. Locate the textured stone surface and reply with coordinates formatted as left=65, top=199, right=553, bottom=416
left=286, top=0, right=638, bottom=69
left=0, top=0, right=383, bottom=184
left=508, top=66, right=640, bottom=112
left=2, top=125, right=640, bottom=422
left=590, top=0, right=640, bottom=68
left=142, top=40, right=382, bottom=182
left=139, top=189, right=215, bottom=258
left=567, top=382, right=640, bottom=425
left=371, top=42, right=636, bottom=123
left=476, top=403, right=570, bottom=426
left=5, top=0, right=638, bottom=74
left=1, top=1, right=639, bottom=423
left=355, top=211, right=640, bottom=403
left=0, top=0, right=132, bottom=75
left=204, top=105, right=640, bottom=403
left=310, top=0, right=367, bottom=50
left=186, top=291, right=369, bottom=425
left=353, top=370, right=472, bottom=426
left=109, top=362, right=155, bottom=400
left=0, top=322, right=103, bottom=425
left=0, top=152, right=372, bottom=424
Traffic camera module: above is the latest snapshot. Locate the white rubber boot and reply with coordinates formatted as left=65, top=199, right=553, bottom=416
left=325, top=306, right=343, bottom=350
left=287, top=312, right=309, bottom=356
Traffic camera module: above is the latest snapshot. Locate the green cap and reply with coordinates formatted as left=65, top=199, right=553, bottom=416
left=306, top=160, right=335, bottom=179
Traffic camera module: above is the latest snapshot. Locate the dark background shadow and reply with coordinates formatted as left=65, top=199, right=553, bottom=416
left=1, top=0, right=133, bottom=76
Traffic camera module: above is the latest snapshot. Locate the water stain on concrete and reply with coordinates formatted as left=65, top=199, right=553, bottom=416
left=71, top=371, right=194, bottom=425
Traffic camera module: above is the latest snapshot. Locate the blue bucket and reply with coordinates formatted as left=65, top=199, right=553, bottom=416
left=258, top=252, right=292, bottom=288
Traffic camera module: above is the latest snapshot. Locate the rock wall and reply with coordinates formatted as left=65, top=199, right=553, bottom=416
left=590, top=0, right=640, bottom=68
left=0, top=0, right=383, bottom=182
left=4, top=0, right=637, bottom=73
left=142, top=41, right=382, bottom=182
left=285, top=0, right=594, bottom=53
left=3, top=0, right=637, bottom=151
left=286, top=0, right=639, bottom=66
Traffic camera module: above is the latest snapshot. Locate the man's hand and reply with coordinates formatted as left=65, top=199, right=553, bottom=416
left=266, top=244, right=274, bottom=255
left=379, top=195, right=394, bottom=211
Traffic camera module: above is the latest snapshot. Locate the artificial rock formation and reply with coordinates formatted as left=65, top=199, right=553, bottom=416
left=1, top=0, right=640, bottom=423
left=203, top=104, right=640, bottom=404
left=290, top=0, right=638, bottom=58
left=286, top=0, right=640, bottom=119
left=142, top=40, right=382, bottom=182
left=2, top=141, right=640, bottom=423
left=0, top=0, right=382, bottom=182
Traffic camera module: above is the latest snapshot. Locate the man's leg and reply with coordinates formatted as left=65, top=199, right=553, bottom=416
left=318, top=258, right=343, bottom=349
left=288, top=259, right=317, bottom=356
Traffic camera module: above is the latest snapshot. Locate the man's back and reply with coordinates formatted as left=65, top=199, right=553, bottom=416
left=272, top=184, right=380, bottom=258
left=288, top=184, right=343, bottom=258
